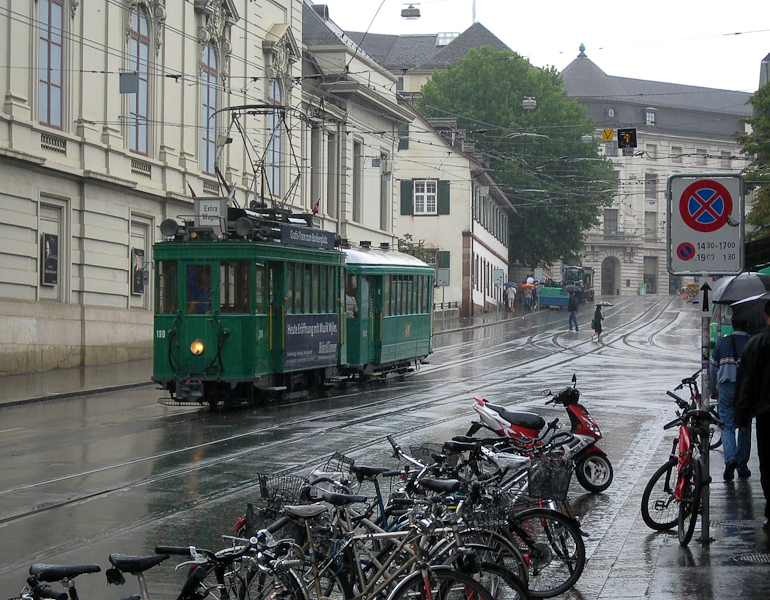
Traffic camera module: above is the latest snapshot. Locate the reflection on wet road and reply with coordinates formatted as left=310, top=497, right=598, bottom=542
left=0, top=296, right=703, bottom=598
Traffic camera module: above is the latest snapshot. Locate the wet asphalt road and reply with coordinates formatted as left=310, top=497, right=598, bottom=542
left=1, top=295, right=768, bottom=598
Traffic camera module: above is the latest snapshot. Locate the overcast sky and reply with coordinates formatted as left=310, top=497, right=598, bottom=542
left=313, top=0, right=769, bottom=93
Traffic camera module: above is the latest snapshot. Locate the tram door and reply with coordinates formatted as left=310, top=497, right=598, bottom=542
left=358, top=276, right=375, bottom=364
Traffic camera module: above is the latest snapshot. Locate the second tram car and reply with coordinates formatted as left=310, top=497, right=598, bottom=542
left=152, top=199, right=434, bottom=408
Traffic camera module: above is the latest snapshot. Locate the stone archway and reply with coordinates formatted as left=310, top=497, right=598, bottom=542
left=601, top=256, right=621, bottom=295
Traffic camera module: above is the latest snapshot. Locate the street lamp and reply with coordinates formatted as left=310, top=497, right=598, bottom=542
left=581, top=134, right=593, bottom=143
left=401, top=4, right=420, bottom=19
left=506, top=132, right=549, bottom=139
left=522, top=97, right=537, bottom=110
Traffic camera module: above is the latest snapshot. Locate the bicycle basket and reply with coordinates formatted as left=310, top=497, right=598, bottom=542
left=256, top=473, right=309, bottom=507
left=325, top=452, right=355, bottom=474
left=239, top=502, right=305, bottom=541
left=409, top=443, right=445, bottom=465
left=527, top=456, right=573, bottom=501
left=461, top=490, right=515, bottom=530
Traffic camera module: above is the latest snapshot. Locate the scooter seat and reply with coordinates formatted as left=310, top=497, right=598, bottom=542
left=485, top=404, right=545, bottom=431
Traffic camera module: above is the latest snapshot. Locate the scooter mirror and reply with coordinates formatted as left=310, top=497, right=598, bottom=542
left=541, top=389, right=551, bottom=396
left=571, top=373, right=577, bottom=384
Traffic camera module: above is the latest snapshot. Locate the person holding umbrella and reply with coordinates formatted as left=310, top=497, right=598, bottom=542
left=567, top=291, right=579, bottom=331
left=736, top=301, right=770, bottom=530
left=591, top=305, right=604, bottom=342
left=710, top=317, right=751, bottom=480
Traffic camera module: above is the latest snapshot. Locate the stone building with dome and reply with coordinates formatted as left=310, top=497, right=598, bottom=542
left=561, top=45, right=753, bottom=295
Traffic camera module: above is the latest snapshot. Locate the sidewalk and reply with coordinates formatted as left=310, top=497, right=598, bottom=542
left=0, top=358, right=154, bottom=407
left=0, top=308, right=519, bottom=407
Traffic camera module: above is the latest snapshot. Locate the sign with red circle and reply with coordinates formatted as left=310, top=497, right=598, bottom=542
left=676, top=242, right=695, bottom=261
left=679, top=179, right=733, bottom=233
left=667, top=174, right=743, bottom=276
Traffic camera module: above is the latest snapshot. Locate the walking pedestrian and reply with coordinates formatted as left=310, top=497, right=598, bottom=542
left=567, top=292, right=579, bottom=331
left=590, top=305, right=604, bottom=342
left=710, top=318, right=751, bottom=480
left=735, top=303, right=770, bottom=530
left=505, top=285, right=516, bottom=313
left=523, top=286, right=532, bottom=312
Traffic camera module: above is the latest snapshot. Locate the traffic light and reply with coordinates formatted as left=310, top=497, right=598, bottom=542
left=617, top=128, right=637, bottom=149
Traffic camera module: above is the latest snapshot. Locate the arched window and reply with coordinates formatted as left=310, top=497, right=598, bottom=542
left=201, top=44, right=218, bottom=175
left=268, top=79, right=282, bottom=197
left=39, top=0, right=64, bottom=128
left=129, top=5, right=150, bottom=154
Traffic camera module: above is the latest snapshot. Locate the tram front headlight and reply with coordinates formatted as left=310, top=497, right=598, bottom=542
left=190, top=340, right=205, bottom=355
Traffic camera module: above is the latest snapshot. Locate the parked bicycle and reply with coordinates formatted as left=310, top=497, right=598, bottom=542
left=640, top=371, right=723, bottom=545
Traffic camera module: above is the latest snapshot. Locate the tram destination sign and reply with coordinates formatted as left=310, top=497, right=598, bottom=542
left=667, top=174, right=744, bottom=276
left=280, top=224, right=335, bottom=250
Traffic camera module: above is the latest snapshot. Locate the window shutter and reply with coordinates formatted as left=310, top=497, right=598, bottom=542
left=437, top=180, right=450, bottom=214
left=398, top=123, right=409, bottom=150
left=438, top=251, right=450, bottom=269
left=400, top=179, right=413, bottom=215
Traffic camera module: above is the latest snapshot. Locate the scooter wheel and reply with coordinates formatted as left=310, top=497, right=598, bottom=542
left=575, top=454, right=613, bottom=493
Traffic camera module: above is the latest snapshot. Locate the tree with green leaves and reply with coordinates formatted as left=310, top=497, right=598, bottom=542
left=737, top=81, right=770, bottom=241
left=416, top=46, right=615, bottom=267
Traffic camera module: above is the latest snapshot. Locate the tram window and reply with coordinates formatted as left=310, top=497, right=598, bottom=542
left=328, top=267, right=336, bottom=313
left=383, top=276, right=390, bottom=316
left=416, top=276, right=422, bottom=314
left=303, top=264, right=312, bottom=314
left=186, top=264, right=213, bottom=314
left=157, top=260, right=178, bottom=314
left=255, top=263, right=266, bottom=314
left=346, top=274, right=358, bottom=317
left=285, top=263, right=292, bottom=312
left=220, top=261, right=251, bottom=314
left=312, top=265, right=320, bottom=313
left=401, top=277, right=408, bottom=316
left=319, top=266, right=326, bottom=313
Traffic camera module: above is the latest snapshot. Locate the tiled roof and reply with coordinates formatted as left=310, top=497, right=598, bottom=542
left=346, top=22, right=509, bottom=72
left=561, top=55, right=752, bottom=116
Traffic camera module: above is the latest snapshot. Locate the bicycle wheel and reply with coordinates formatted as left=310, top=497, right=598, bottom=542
left=387, top=565, right=494, bottom=600
left=709, top=423, right=722, bottom=450
left=678, top=460, right=702, bottom=546
left=449, top=529, right=529, bottom=585
left=240, top=560, right=307, bottom=600
left=476, top=562, right=529, bottom=600
left=508, top=508, right=585, bottom=598
left=641, top=458, right=679, bottom=531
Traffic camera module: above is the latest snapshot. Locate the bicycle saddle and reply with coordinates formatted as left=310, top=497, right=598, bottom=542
left=30, top=564, right=101, bottom=582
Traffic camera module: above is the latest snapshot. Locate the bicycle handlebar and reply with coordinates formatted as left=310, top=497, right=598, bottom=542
left=666, top=390, right=691, bottom=410
left=28, top=582, right=68, bottom=600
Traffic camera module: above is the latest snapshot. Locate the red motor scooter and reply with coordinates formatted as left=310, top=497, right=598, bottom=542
left=467, top=374, right=613, bottom=493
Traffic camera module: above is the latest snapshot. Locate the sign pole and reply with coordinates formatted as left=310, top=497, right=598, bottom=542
left=667, top=174, right=744, bottom=546
left=700, top=279, right=712, bottom=543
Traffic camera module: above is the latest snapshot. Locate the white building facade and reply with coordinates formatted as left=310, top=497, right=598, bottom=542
left=0, top=0, right=411, bottom=375
left=561, top=49, right=753, bottom=296
left=396, top=113, right=513, bottom=316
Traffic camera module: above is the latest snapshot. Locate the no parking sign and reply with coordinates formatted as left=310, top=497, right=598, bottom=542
left=667, top=174, right=743, bottom=275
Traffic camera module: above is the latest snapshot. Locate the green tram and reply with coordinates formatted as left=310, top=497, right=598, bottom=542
left=152, top=198, right=434, bottom=408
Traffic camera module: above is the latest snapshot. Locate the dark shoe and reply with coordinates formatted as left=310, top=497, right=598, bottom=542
left=763, top=519, right=770, bottom=531
left=738, top=469, right=751, bottom=479
left=724, top=460, right=738, bottom=481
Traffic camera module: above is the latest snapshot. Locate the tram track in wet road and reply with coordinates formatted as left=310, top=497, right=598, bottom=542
left=0, top=295, right=699, bottom=596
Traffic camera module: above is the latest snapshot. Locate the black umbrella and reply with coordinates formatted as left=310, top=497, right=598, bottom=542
left=730, top=291, right=770, bottom=334
left=563, top=284, right=582, bottom=293
left=712, top=272, right=770, bottom=304
left=595, top=301, right=613, bottom=307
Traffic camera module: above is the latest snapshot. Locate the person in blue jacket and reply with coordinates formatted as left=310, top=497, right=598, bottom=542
left=710, top=317, right=750, bottom=480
